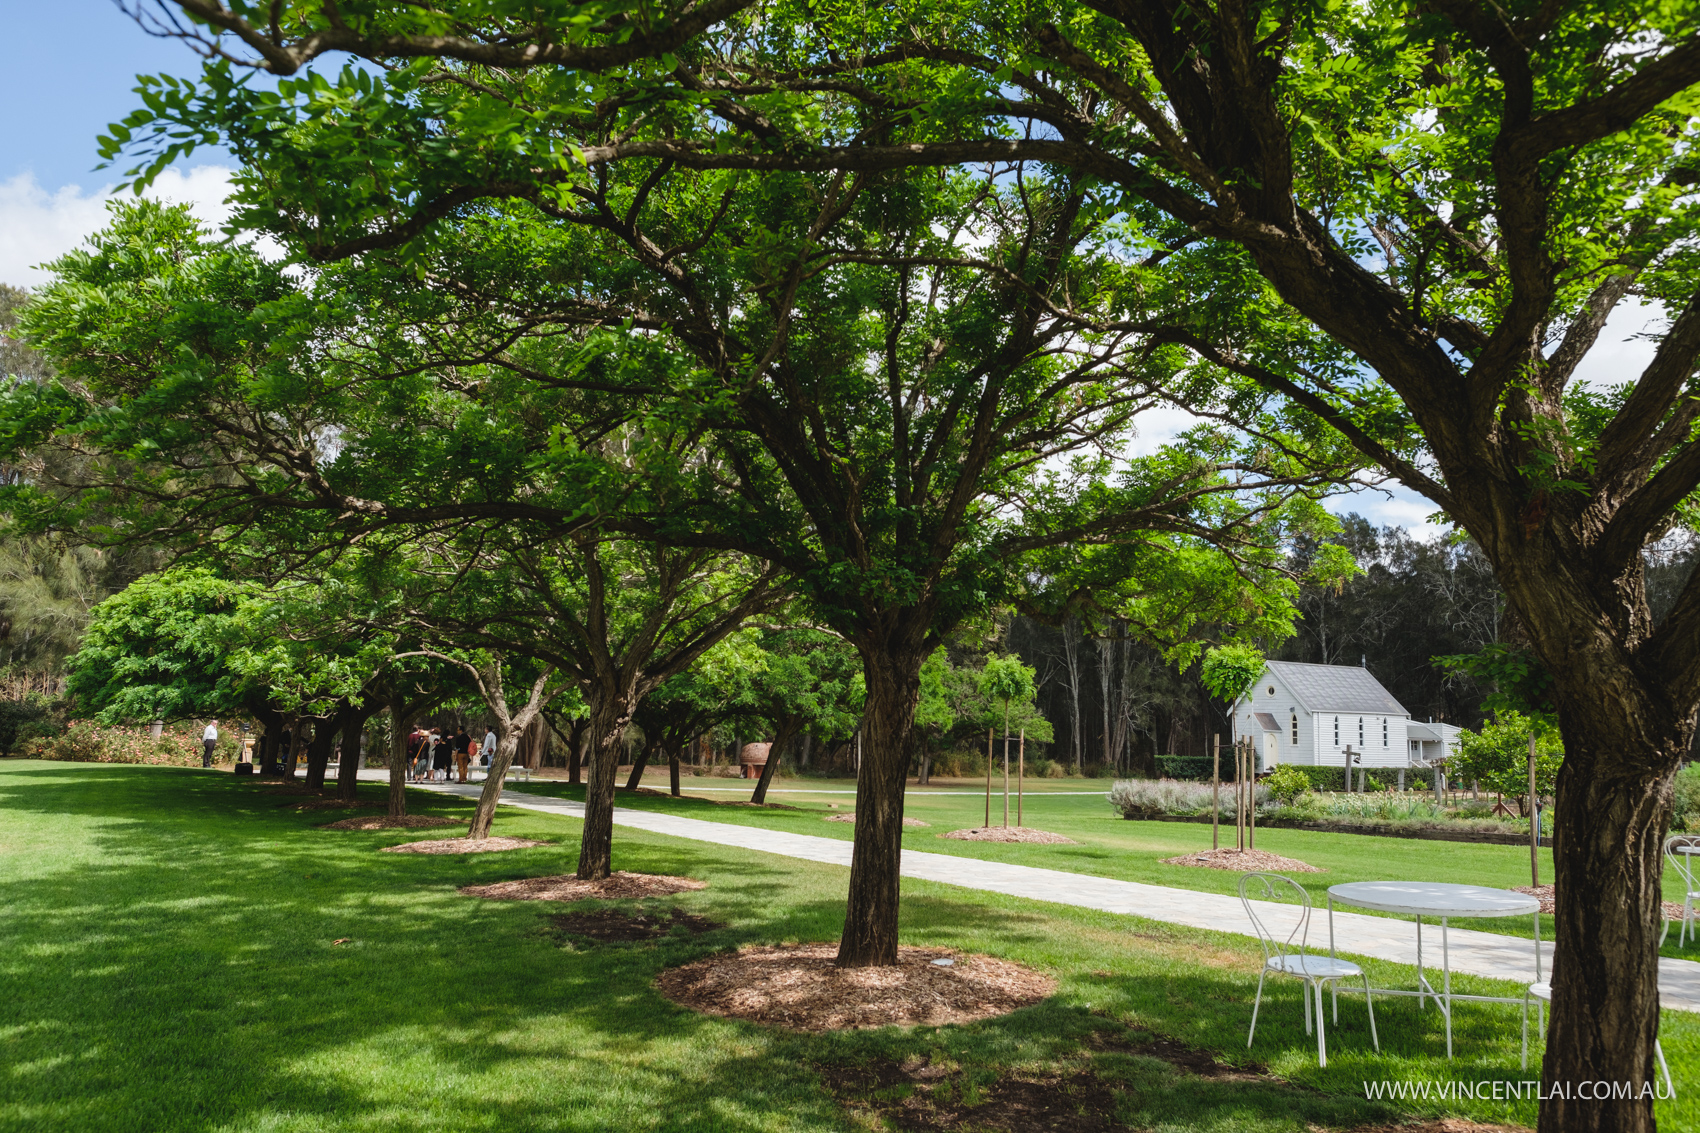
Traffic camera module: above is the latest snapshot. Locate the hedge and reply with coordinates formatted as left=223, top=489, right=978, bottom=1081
left=1152, top=757, right=1434, bottom=791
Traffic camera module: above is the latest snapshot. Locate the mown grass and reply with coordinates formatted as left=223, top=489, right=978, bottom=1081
left=1, top=760, right=1693, bottom=1132
left=513, top=776, right=1585, bottom=942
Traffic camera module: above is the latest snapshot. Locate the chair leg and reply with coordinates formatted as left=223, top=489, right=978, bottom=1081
left=1302, top=973, right=1312, bottom=1035
left=1332, top=981, right=1339, bottom=1024
left=1248, top=969, right=1267, bottom=1049
left=1521, top=992, right=1530, bottom=1072
left=1314, top=981, right=1328, bottom=1068
left=1656, top=1039, right=1673, bottom=1099
left=1362, top=972, right=1379, bottom=1053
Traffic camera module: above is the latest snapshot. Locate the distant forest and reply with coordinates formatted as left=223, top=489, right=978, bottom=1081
left=1005, top=515, right=1700, bottom=776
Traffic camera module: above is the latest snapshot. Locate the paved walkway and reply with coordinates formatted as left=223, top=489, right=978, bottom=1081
left=385, top=774, right=1700, bottom=1013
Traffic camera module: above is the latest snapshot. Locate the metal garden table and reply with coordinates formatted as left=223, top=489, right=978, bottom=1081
left=1326, top=881, right=1541, bottom=1058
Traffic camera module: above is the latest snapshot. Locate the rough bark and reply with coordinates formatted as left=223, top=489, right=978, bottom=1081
left=387, top=699, right=413, bottom=818
left=281, top=721, right=304, bottom=780
left=577, top=694, right=637, bottom=880
left=624, top=739, right=655, bottom=790
left=463, top=667, right=558, bottom=840
left=669, top=747, right=682, bottom=796
left=751, top=720, right=801, bottom=804
left=837, top=637, right=927, bottom=967
left=335, top=711, right=364, bottom=801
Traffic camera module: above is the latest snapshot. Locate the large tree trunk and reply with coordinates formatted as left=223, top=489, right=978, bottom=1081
left=577, top=695, right=638, bottom=880
left=336, top=711, right=366, bottom=802
left=304, top=710, right=344, bottom=789
left=1540, top=673, right=1686, bottom=1130
left=837, top=639, right=927, bottom=967
left=467, top=728, right=522, bottom=839
left=625, top=738, right=655, bottom=790
left=669, top=746, right=682, bottom=796
left=387, top=700, right=412, bottom=818
left=752, top=720, right=801, bottom=804
left=282, top=721, right=305, bottom=780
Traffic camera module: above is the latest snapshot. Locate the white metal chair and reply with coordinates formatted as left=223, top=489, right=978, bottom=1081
left=1665, top=834, right=1700, bottom=948
left=1523, top=980, right=1673, bottom=1096
left=1240, top=872, right=1379, bottom=1067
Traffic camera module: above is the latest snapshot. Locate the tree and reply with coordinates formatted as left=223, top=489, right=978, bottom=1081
left=1200, top=644, right=1265, bottom=708
left=65, top=567, right=258, bottom=724
left=1453, top=711, right=1566, bottom=814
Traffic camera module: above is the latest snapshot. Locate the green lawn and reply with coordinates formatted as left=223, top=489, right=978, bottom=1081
left=1, top=760, right=1693, bottom=1132
left=513, top=774, right=1599, bottom=946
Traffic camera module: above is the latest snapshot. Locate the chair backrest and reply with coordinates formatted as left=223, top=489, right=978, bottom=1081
left=1239, top=872, right=1314, bottom=968
left=1666, top=834, right=1700, bottom=891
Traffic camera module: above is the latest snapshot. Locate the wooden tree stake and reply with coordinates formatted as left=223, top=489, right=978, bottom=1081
left=1212, top=733, right=1220, bottom=851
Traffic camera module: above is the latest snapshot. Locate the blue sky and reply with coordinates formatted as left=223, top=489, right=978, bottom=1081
left=0, top=3, right=1666, bottom=534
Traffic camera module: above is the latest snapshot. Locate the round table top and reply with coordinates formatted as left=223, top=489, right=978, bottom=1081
left=1327, top=881, right=1541, bottom=918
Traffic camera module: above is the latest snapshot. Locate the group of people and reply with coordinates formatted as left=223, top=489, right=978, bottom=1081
left=407, top=724, right=500, bottom=784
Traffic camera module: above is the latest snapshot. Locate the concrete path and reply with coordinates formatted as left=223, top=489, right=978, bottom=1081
left=390, top=775, right=1700, bottom=1013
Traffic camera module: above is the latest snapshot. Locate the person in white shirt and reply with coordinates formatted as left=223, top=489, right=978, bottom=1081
left=202, top=720, right=219, bottom=768
left=482, top=727, right=498, bottom=771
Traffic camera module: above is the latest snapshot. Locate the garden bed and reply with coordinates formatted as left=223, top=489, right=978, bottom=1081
left=1136, top=813, right=1540, bottom=847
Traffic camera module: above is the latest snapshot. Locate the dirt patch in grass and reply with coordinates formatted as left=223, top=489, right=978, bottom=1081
left=1091, top=1027, right=1267, bottom=1081
left=549, top=907, right=724, bottom=942
left=381, top=836, right=553, bottom=854
left=1513, top=883, right=1686, bottom=923
left=939, top=826, right=1075, bottom=844
left=287, top=796, right=381, bottom=811
left=1159, top=848, right=1323, bottom=873
left=460, top=871, right=708, bottom=901
left=320, top=814, right=462, bottom=831
left=656, top=943, right=1055, bottom=1031
left=825, top=813, right=929, bottom=827
left=820, top=1058, right=1129, bottom=1131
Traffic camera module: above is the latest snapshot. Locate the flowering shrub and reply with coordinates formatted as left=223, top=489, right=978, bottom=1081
left=1110, top=778, right=1271, bottom=819
left=24, top=721, right=235, bottom=766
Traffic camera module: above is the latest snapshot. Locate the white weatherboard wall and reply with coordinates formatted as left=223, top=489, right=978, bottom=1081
left=1235, top=661, right=1413, bottom=770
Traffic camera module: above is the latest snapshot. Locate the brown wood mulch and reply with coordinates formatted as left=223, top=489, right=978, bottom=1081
left=939, top=826, right=1076, bottom=844
left=319, top=815, right=462, bottom=831
left=549, top=908, right=724, bottom=943
left=381, top=837, right=554, bottom=854
left=825, top=813, right=930, bottom=827
left=655, top=943, right=1055, bottom=1031
left=1159, top=848, right=1324, bottom=874
left=287, top=797, right=381, bottom=811
left=459, top=871, right=708, bottom=901
left=1513, top=883, right=1688, bottom=923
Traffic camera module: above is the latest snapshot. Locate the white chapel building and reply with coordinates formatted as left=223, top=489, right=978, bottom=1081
left=1232, top=660, right=1461, bottom=772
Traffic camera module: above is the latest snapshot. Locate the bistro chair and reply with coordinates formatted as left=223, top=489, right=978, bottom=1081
left=1240, top=872, right=1379, bottom=1067
left=1523, top=981, right=1673, bottom=1096
left=1665, top=834, right=1700, bottom=948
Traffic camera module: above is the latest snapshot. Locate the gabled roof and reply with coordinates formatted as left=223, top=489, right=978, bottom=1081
left=1264, top=660, right=1408, bottom=716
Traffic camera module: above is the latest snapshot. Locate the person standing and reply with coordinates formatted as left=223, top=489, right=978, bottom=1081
left=453, top=727, right=472, bottom=783
left=482, top=725, right=498, bottom=772
left=431, top=727, right=450, bottom=782
left=202, top=720, right=219, bottom=768
left=407, top=726, right=428, bottom=782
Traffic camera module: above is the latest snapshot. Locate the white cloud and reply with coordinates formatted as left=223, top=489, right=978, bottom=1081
left=1567, top=297, right=1665, bottom=389
left=0, top=165, right=241, bottom=287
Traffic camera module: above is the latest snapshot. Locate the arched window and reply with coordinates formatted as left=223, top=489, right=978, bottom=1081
left=1382, top=718, right=1388, bottom=746
left=1358, top=717, right=1364, bottom=745
left=1290, top=710, right=1299, bottom=745
left=1333, top=716, right=1339, bottom=745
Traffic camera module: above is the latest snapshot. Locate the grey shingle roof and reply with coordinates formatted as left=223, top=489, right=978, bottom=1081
left=1265, top=660, right=1408, bottom=716
left=1406, top=723, right=1442, bottom=742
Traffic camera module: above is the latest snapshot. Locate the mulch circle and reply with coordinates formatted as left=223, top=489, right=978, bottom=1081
left=822, top=1060, right=1129, bottom=1132
left=939, top=827, right=1076, bottom=844
left=825, top=814, right=930, bottom=827
left=319, top=815, right=462, bottom=831
left=549, top=907, right=724, bottom=943
left=381, top=837, right=553, bottom=854
left=1349, top=1122, right=1530, bottom=1133
left=287, top=797, right=381, bottom=811
left=1159, top=848, right=1323, bottom=874
left=460, top=872, right=708, bottom=901
left=655, top=943, right=1056, bottom=1031
left=1513, top=883, right=1687, bottom=923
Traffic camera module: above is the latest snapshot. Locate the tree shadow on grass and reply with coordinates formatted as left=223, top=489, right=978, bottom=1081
left=0, top=763, right=1544, bottom=1131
